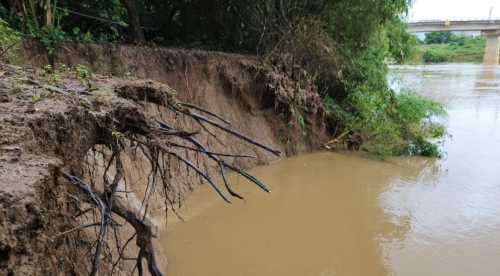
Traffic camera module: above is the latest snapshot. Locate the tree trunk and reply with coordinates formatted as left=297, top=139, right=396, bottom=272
left=120, top=0, right=145, bottom=43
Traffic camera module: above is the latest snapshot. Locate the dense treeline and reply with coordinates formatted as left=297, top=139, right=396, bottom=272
left=0, top=0, right=448, bottom=158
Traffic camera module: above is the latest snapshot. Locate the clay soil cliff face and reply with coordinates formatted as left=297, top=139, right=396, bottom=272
left=0, top=39, right=334, bottom=275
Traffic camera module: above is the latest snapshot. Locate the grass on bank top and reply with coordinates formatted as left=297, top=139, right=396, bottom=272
left=420, top=35, right=486, bottom=63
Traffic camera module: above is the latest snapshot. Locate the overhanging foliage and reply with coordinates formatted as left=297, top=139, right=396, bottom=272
left=0, top=0, right=449, bottom=158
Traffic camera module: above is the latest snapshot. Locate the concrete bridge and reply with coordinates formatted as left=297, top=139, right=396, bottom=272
left=408, top=19, right=500, bottom=64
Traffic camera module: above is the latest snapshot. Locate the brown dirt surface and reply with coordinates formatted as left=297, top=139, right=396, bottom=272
left=0, top=40, right=335, bottom=275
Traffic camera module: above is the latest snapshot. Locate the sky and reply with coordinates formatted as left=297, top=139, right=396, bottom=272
left=410, top=0, right=500, bottom=21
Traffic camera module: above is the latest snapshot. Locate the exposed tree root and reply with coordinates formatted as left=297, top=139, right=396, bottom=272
left=39, top=79, right=283, bottom=275
left=178, top=101, right=231, bottom=124
left=324, top=129, right=363, bottom=152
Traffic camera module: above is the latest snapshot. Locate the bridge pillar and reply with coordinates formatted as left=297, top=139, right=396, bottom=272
left=481, top=30, right=500, bottom=64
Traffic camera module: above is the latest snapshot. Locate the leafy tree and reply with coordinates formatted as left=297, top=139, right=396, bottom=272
left=119, top=0, right=144, bottom=43
left=0, top=0, right=448, bottom=158
left=425, top=32, right=455, bottom=44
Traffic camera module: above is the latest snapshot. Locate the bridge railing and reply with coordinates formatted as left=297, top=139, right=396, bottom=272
left=407, top=18, right=500, bottom=24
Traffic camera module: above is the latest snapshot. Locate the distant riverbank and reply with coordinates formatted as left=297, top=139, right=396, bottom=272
left=409, top=35, right=486, bottom=64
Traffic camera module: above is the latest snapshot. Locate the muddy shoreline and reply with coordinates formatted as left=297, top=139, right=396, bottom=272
left=0, top=39, right=333, bottom=275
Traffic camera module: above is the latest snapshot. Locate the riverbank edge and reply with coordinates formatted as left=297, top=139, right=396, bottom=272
left=0, top=38, right=335, bottom=275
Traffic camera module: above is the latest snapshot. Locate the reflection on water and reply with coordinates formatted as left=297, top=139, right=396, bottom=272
left=159, top=63, right=500, bottom=276
left=475, top=65, right=498, bottom=89
left=386, top=63, right=500, bottom=275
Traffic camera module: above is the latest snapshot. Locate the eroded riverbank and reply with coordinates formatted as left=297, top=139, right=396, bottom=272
left=0, top=41, right=332, bottom=275
left=160, top=63, right=500, bottom=276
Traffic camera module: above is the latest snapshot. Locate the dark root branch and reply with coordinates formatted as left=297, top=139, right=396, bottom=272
left=54, top=80, right=280, bottom=275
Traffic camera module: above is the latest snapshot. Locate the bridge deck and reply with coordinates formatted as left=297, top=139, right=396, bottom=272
left=408, top=20, right=500, bottom=33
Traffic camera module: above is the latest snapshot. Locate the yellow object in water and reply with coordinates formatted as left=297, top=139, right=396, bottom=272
left=445, top=20, right=450, bottom=26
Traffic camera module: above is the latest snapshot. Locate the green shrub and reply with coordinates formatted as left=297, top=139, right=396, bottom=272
left=0, top=18, right=20, bottom=61
left=422, top=50, right=448, bottom=63
left=330, top=74, right=448, bottom=159
left=76, top=64, right=91, bottom=80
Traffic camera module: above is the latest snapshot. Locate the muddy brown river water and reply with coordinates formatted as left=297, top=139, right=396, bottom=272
left=158, top=64, right=500, bottom=276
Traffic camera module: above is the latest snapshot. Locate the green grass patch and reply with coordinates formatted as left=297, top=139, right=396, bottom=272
left=420, top=35, right=486, bottom=63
